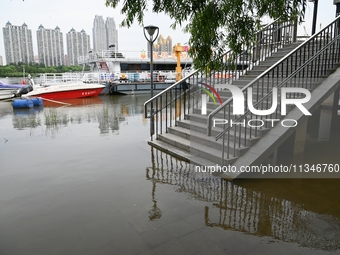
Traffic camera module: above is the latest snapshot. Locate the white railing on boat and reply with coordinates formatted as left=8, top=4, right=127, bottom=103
left=35, top=67, right=193, bottom=87
left=77, top=50, right=193, bottom=65
left=38, top=73, right=105, bottom=86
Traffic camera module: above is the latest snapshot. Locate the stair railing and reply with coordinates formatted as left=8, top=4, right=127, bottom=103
left=207, top=15, right=340, bottom=163
left=144, top=19, right=297, bottom=140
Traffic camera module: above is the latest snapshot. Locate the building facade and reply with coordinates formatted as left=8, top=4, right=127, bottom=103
left=66, top=28, right=90, bottom=66
left=92, top=15, right=118, bottom=52
left=148, top=34, right=173, bottom=58
left=105, top=17, right=118, bottom=52
left=92, top=15, right=106, bottom=52
left=37, top=25, right=65, bottom=66
left=2, top=21, right=34, bottom=65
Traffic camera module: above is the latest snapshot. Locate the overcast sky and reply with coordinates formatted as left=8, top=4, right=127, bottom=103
left=0, top=0, right=337, bottom=65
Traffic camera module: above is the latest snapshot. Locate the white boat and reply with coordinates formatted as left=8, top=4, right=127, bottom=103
left=78, top=50, right=193, bottom=95
left=0, top=89, right=16, bottom=100
left=0, top=80, right=24, bottom=101
left=21, top=73, right=105, bottom=100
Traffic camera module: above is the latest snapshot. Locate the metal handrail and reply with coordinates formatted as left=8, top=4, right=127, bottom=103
left=215, top=32, right=340, bottom=141
left=143, top=70, right=199, bottom=118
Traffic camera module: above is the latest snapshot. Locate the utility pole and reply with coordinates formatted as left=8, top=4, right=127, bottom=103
left=335, top=0, right=340, bottom=16
left=308, top=0, right=319, bottom=35
left=335, top=0, right=340, bottom=34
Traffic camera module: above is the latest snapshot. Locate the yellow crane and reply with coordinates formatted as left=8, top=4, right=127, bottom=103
left=173, top=43, right=183, bottom=81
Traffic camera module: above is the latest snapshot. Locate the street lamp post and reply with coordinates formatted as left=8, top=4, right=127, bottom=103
left=336, top=0, right=340, bottom=16
left=308, top=0, right=319, bottom=35
left=335, top=0, right=340, bottom=34
left=144, top=25, right=159, bottom=139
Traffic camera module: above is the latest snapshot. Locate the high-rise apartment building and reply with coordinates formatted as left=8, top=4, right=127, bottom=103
left=93, top=15, right=106, bottom=52
left=37, top=25, right=65, bottom=66
left=148, top=34, right=173, bottom=58
left=2, top=21, right=34, bottom=65
left=105, top=17, right=118, bottom=52
left=66, top=28, right=90, bottom=66
left=92, top=15, right=118, bottom=52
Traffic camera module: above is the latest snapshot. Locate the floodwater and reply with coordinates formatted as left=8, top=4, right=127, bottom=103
left=0, top=77, right=340, bottom=255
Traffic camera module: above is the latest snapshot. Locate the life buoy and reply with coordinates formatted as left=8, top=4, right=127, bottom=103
left=157, top=75, right=164, bottom=82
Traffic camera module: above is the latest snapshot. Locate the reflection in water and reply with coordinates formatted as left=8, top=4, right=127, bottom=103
left=12, top=107, right=43, bottom=130
left=146, top=148, right=163, bottom=221
left=0, top=101, right=16, bottom=118
left=147, top=147, right=340, bottom=252
left=9, top=95, right=149, bottom=137
left=96, top=106, right=122, bottom=135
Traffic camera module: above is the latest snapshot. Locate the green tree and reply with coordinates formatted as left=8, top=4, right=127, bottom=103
left=0, top=63, right=87, bottom=77
left=106, top=0, right=307, bottom=70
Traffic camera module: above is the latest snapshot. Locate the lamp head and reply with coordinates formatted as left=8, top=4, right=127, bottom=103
left=144, top=25, right=159, bottom=37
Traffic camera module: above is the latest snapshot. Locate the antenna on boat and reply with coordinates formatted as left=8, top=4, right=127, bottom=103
left=27, top=74, right=35, bottom=86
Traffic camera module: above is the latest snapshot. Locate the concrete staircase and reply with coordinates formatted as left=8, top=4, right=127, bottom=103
left=145, top=16, right=340, bottom=180
left=148, top=36, right=340, bottom=179
left=148, top=43, right=306, bottom=173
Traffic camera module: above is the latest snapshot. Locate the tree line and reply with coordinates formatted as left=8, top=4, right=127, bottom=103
left=0, top=63, right=89, bottom=77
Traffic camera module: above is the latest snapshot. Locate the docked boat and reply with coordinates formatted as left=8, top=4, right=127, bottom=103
left=0, top=80, right=24, bottom=100
left=78, top=50, right=193, bottom=95
left=22, top=73, right=105, bottom=100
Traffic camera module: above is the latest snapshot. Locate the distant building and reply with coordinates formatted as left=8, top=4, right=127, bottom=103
left=2, top=21, right=34, bottom=65
left=93, top=15, right=106, bottom=52
left=64, top=54, right=68, bottom=66
left=148, top=34, right=173, bottom=58
left=66, top=28, right=90, bottom=66
left=0, top=55, right=3, bottom=66
left=36, top=25, right=65, bottom=66
left=106, top=17, right=118, bottom=52
left=93, top=15, right=118, bottom=52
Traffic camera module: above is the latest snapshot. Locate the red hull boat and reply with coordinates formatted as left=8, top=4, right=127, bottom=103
left=23, top=73, right=105, bottom=100
left=25, top=85, right=105, bottom=100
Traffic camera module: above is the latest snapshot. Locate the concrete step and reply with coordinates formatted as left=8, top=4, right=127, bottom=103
left=147, top=139, right=239, bottom=179
left=231, top=78, right=326, bottom=86
left=167, top=125, right=255, bottom=156
left=157, top=132, right=238, bottom=165
left=177, top=117, right=269, bottom=143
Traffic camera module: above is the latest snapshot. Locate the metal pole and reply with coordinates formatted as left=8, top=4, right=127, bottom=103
left=150, top=39, right=155, bottom=138
left=334, top=0, right=340, bottom=35
left=144, top=25, right=159, bottom=140
left=311, top=0, right=318, bottom=35
left=336, top=1, right=340, bottom=16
